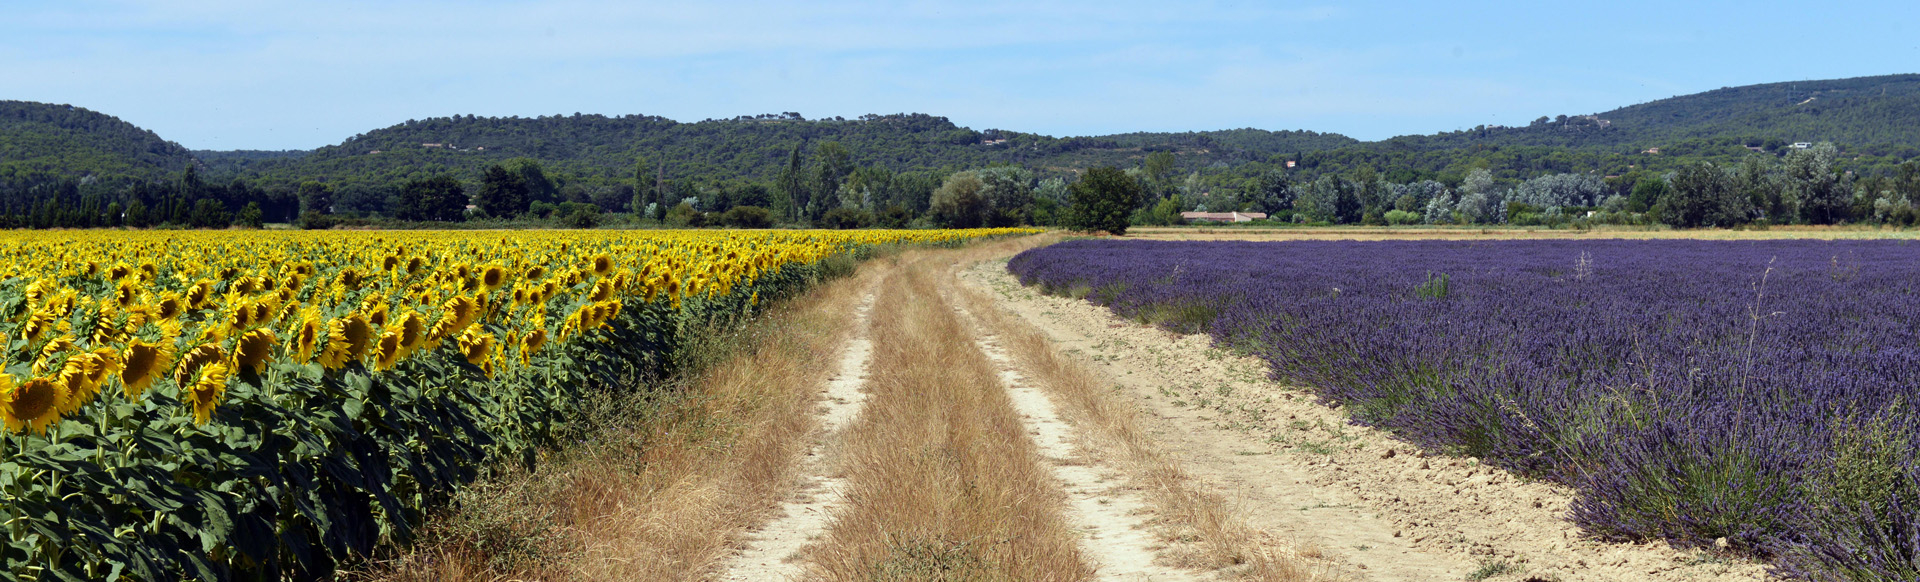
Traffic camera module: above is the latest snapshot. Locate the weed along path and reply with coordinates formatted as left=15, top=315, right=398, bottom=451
left=718, top=290, right=877, bottom=581
left=959, top=256, right=1776, bottom=582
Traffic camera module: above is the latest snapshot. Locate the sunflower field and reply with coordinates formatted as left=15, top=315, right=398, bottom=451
left=0, top=227, right=1031, bottom=581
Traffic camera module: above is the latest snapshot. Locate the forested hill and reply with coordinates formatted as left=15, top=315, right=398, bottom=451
left=203, top=113, right=1356, bottom=188
left=0, top=101, right=196, bottom=184
left=1383, top=74, right=1920, bottom=155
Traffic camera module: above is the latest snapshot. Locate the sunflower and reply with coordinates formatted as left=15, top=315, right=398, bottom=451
left=154, top=293, right=186, bottom=321
left=316, top=319, right=351, bottom=369
left=21, top=307, right=58, bottom=344
left=519, top=327, right=547, bottom=365
left=185, top=280, right=215, bottom=310
left=185, top=363, right=231, bottom=425
left=524, top=265, right=546, bottom=281
left=81, top=347, right=122, bottom=393
left=291, top=307, right=323, bottom=363
left=480, top=264, right=509, bottom=291
left=55, top=357, right=97, bottom=414
left=121, top=339, right=175, bottom=400
left=342, top=314, right=375, bottom=361
left=1, top=375, right=66, bottom=435
left=589, top=254, right=614, bottom=277
left=175, top=343, right=226, bottom=385
left=395, top=312, right=428, bottom=353
left=233, top=328, right=277, bottom=375
left=590, top=279, right=616, bottom=302
left=114, top=281, right=140, bottom=307
left=372, top=330, right=405, bottom=371
left=456, top=326, right=496, bottom=375
left=438, top=295, right=481, bottom=334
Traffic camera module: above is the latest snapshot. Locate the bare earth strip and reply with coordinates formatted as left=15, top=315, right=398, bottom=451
left=951, top=296, right=1201, bottom=582
left=961, top=257, right=1777, bottom=582
left=718, top=292, right=877, bottom=581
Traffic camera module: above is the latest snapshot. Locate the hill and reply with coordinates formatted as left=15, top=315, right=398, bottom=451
left=1383, top=74, right=1920, bottom=156
left=202, top=113, right=1356, bottom=188
left=0, top=101, right=196, bottom=186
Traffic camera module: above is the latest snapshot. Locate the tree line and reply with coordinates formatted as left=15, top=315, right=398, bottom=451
left=5, top=138, right=1920, bottom=232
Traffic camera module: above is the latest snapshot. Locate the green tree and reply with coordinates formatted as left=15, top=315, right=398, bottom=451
left=395, top=175, right=468, bottom=222
left=504, top=158, right=558, bottom=203
left=233, top=202, right=264, bottom=228
left=1786, top=142, right=1850, bottom=224
left=1660, top=162, right=1750, bottom=227
left=1068, top=166, right=1143, bottom=235
left=297, top=181, right=333, bottom=215
left=929, top=171, right=989, bottom=228
left=774, top=143, right=806, bottom=222
left=476, top=164, right=531, bottom=218
left=808, top=141, right=853, bottom=220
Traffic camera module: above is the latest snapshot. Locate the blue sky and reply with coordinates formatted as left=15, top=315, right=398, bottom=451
left=4, top=1, right=1914, bottom=150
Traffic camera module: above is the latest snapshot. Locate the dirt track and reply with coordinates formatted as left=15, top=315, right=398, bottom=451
left=957, top=256, right=1776, bottom=582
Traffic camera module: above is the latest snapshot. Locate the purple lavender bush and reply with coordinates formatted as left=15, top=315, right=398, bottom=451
left=1008, top=239, right=1920, bottom=579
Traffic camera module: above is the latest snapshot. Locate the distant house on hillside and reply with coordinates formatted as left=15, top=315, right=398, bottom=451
left=1791, top=142, right=1812, bottom=149
left=1286, top=160, right=1297, bottom=168
left=1181, top=211, right=1267, bottom=223
left=1643, top=147, right=1661, bottom=154
left=1746, top=146, right=1766, bottom=153
left=422, top=143, right=445, bottom=148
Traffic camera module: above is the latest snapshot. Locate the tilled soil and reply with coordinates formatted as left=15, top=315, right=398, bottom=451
left=960, top=258, right=1776, bottom=582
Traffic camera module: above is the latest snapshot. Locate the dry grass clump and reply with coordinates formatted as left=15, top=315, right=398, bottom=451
left=805, top=255, right=1093, bottom=581
left=354, top=261, right=882, bottom=581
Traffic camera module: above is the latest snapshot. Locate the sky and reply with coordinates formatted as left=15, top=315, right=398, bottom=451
left=3, top=1, right=1915, bottom=151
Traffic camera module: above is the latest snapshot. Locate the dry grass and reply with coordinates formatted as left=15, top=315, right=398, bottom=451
left=942, top=235, right=1331, bottom=581
left=804, top=253, right=1093, bottom=582
left=354, top=261, right=884, bottom=581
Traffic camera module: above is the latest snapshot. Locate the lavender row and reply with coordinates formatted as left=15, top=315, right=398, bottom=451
left=1008, top=239, right=1920, bottom=579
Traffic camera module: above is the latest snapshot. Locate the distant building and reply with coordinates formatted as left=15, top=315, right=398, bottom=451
left=982, top=139, right=1007, bottom=145
left=1746, top=146, right=1766, bottom=153
left=422, top=143, right=445, bottom=148
left=1791, top=142, right=1812, bottom=149
left=1181, top=211, right=1268, bottom=223
left=1643, top=147, right=1661, bottom=154
left=1286, top=160, right=1297, bottom=168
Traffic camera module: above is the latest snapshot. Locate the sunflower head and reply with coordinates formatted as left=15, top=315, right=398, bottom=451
left=186, top=363, right=231, bottom=425
left=55, top=357, right=99, bottom=415
left=372, top=330, right=405, bottom=371
left=396, top=312, right=428, bottom=352
left=481, top=265, right=509, bottom=291
left=2, top=375, right=66, bottom=435
left=121, top=339, right=175, bottom=400
left=520, top=327, right=547, bottom=365
left=175, top=343, right=226, bottom=385
left=590, top=254, right=614, bottom=277
left=590, top=279, right=617, bottom=302
left=292, top=307, right=323, bottom=363
left=154, top=293, right=186, bottom=321
left=524, top=265, right=546, bottom=281
left=457, top=326, right=495, bottom=369
left=342, top=314, right=375, bottom=361
left=233, top=328, right=277, bottom=375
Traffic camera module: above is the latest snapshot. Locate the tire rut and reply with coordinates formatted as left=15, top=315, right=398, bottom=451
left=717, top=292, right=876, bottom=581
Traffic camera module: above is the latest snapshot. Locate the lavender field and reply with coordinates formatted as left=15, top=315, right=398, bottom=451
left=1009, top=239, right=1920, bottom=579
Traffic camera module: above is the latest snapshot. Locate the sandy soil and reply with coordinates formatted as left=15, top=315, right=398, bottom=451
left=717, top=292, right=876, bottom=582
left=954, top=297, right=1203, bottom=582
left=960, top=257, right=1778, bottom=582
